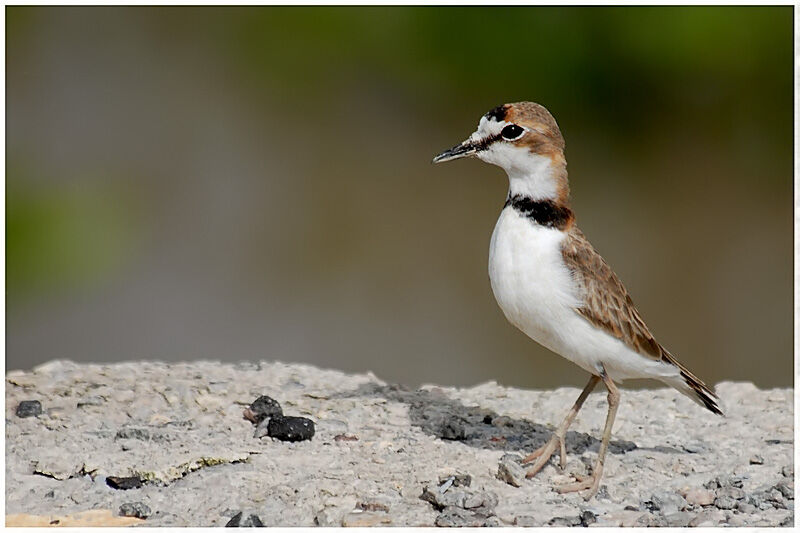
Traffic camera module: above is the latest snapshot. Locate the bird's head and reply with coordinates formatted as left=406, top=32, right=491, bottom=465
left=433, top=102, right=569, bottom=202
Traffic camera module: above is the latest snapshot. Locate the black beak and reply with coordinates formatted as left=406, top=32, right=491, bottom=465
left=432, top=139, right=477, bottom=164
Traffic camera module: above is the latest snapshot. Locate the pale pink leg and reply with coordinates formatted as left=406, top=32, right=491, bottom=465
left=522, top=375, right=600, bottom=478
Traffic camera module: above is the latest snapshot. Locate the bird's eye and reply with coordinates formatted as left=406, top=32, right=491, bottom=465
left=501, top=124, right=525, bottom=141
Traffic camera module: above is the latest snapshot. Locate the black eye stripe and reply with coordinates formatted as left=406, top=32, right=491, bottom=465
left=501, top=124, right=525, bottom=140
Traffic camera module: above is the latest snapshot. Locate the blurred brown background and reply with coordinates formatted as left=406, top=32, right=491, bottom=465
left=6, top=6, right=793, bottom=389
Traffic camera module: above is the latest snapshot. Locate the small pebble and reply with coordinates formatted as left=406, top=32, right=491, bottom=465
left=650, top=490, right=688, bottom=513
left=496, top=454, right=525, bottom=488
left=684, top=488, right=716, bottom=507
left=76, top=396, right=104, bottom=408
left=434, top=506, right=488, bottom=527
left=717, top=486, right=746, bottom=501
left=265, top=416, right=315, bottom=442
left=438, top=473, right=472, bottom=488
left=356, top=500, right=390, bottom=513
left=750, top=455, right=764, bottom=465
left=715, top=496, right=737, bottom=510
left=663, top=511, right=693, bottom=527
left=243, top=395, right=282, bottom=424
left=580, top=510, right=597, bottom=526
left=15, top=400, right=42, bottom=418
left=119, top=502, right=151, bottom=519
left=737, top=502, right=757, bottom=514
left=548, top=515, right=581, bottom=526
left=782, top=465, right=794, bottom=478
left=727, top=514, right=747, bottom=526
left=775, top=481, right=794, bottom=500
left=225, top=511, right=263, bottom=527
left=462, top=491, right=497, bottom=511
left=106, top=476, right=143, bottom=490
left=689, top=510, right=725, bottom=527
left=421, top=485, right=461, bottom=510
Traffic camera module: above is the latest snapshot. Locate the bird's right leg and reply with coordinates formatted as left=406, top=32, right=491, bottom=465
left=522, top=375, right=600, bottom=478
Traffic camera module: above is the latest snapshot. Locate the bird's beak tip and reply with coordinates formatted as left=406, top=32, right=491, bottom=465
left=432, top=141, right=475, bottom=165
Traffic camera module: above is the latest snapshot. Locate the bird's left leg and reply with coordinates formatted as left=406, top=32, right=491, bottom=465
left=555, top=367, right=619, bottom=501
left=522, top=374, right=600, bottom=478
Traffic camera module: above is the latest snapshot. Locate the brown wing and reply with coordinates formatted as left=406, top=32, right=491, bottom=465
left=561, top=226, right=664, bottom=361
left=561, top=227, right=722, bottom=414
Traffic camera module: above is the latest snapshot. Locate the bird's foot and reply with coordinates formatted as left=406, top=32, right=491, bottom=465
left=555, top=467, right=603, bottom=501
left=521, top=432, right=568, bottom=478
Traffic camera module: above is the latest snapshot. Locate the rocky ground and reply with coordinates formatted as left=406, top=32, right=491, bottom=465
left=5, top=360, right=794, bottom=527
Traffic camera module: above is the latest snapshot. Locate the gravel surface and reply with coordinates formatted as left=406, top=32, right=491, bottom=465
left=5, top=360, right=794, bottom=527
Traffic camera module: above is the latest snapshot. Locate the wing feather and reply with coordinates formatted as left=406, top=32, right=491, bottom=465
left=561, top=226, right=722, bottom=414
left=561, top=227, right=662, bottom=360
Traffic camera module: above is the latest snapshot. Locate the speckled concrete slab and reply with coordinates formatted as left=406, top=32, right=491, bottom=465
left=5, top=360, right=794, bottom=527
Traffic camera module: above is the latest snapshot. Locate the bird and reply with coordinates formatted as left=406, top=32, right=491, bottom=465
left=432, top=101, right=722, bottom=500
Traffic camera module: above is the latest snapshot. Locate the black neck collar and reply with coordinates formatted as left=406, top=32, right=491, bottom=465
left=504, top=195, right=573, bottom=230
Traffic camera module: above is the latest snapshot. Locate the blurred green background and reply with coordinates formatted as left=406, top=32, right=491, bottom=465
left=6, top=6, right=793, bottom=389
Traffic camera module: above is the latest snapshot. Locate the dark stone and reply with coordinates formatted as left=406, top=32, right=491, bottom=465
left=119, top=502, right=151, bottom=519
left=44, top=490, right=55, bottom=498
left=266, top=416, right=314, bottom=442
left=434, top=506, right=490, bottom=527
left=225, top=511, right=264, bottom=527
left=243, top=395, right=283, bottom=424
left=548, top=515, right=582, bottom=526
left=439, top=418, right=466, bottom=441
left=607, top=439, right=637, bottom=454
left=580, top=510, right=597, bottom=526
left=106, top=476, right=143, bottom=490
left=16, top=400, right=42, bottom=418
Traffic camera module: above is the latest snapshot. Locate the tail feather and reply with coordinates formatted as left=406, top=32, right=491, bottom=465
left=661, top=351, right=723, bottom=416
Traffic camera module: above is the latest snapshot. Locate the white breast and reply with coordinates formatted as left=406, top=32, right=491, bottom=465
left=488, top=207, right=681, bottom=382
left=488, top=207, right=582, bottom=354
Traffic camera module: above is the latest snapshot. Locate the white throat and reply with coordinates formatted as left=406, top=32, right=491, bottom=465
left=503, top=155, right=559, bottom=200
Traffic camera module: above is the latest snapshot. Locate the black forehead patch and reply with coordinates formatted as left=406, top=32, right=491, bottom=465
left=485, top=105, right=508, bottom=122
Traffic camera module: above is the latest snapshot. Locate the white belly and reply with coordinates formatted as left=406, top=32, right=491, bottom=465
left=488, top=208, right=680, bottom=382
